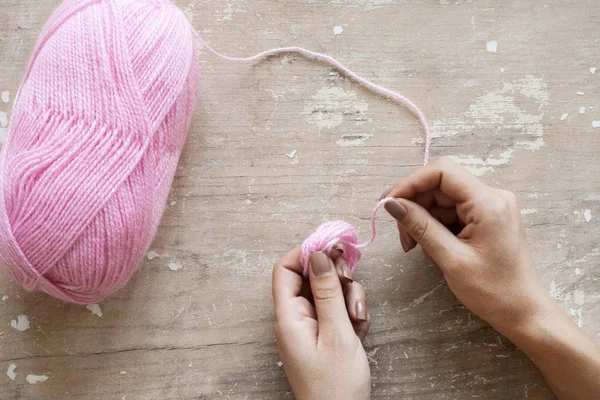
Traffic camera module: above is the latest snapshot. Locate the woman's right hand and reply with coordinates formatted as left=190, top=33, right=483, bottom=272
left=381, top=157, right=600, bottom=399
left=381, top=156, right=547, bottom=333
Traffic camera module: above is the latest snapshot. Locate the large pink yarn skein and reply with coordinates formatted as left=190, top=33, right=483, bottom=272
left=0, top=0, right=199, bottom=303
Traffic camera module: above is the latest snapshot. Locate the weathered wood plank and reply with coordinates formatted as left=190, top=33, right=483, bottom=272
left=1, top=0, right=598, bottom=398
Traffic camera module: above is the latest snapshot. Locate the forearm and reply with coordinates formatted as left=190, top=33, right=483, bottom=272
left=497, top=294, right=600, bottom=399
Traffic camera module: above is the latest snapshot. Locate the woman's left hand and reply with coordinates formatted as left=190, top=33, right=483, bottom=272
left=272, top=247, right=372, bottom=400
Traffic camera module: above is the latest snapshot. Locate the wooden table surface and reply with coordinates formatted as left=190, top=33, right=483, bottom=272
left=1, top=1, right=599, bottom=399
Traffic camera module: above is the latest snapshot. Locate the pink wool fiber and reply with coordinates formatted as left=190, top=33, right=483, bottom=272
left=0, top=0, right=199, bottom=303
left=0, top=0, right=431, bottom=302
left=300, top=221, right=362, bottom=276
left=300, top=198, right=400, bottom=276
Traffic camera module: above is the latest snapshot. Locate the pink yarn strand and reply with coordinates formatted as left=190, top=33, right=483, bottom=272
left=356, top=197, right=396, bottom=249
left=190, top=29, right=432, bottom=165
left=187, top=28, right=435, bottom=273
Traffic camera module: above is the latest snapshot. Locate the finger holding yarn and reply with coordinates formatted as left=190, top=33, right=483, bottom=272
left=300, top=197, right=396, bottom=276
left=300, top=221, right=362, bottom=276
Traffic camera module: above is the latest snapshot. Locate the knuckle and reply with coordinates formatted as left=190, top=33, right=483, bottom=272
left=350, top=281, right=367, bottom=298
left=322, top=328, right=355, bottom=349
left=436, top=155, right=457, bottom=169
left=487, top=197, right=511, bottom=217
left=409, top=217, right=430, bottom=242
left=312, top=280, right=342, bottom=301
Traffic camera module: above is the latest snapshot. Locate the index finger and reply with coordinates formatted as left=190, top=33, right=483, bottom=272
left=387, top=156, right=487, bottom=203
left=272, top=247, right=304, bottom=307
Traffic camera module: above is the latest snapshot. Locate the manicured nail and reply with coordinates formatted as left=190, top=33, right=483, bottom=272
left=379, top=188, right=391, bottom=201
left=384, top=199, right=408, bottom=221
left=356, top=300, right=367, bottom=322
left=332, top=244, right=344, bottom=254
left=310, top=252, right=333, bottom=276
left=338, top=259, right=354, bottom=284
left=399, top=231, right=409, bottom=253
left=329, top=245, right=344, bottom=260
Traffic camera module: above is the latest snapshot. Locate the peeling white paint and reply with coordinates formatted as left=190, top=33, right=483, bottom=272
left=7, top=363, right=17, bottom=380
left=583, top=209, right=592, bottom=222
left=592, top=121, right=600, bottom=128
left=333, top=26, right=343, bottom=35
left=1, top=295, right=7, bottom=301
left=516, top=137, right=544, bottom=151
left=449, top=149, right=514, bottom=176
left=146, top=250, right=159, bottom=260
left=286, top=149, right=297, bottom=158
left=1, top=91, right=9, bottom=103
left=433, top=76, right=548, bottom=176
left=591, top=67, right=597, bottom=74
left=573, top=290, right=586, bottom=306
left=0, top=111, right=7, bottom=127
left=560, top=113, right=568, bottom=121
left=579, top=106, right=586, bottom=115
left=168, top=262, right=182, bottom=271
left=400, top=283, right=444, bottom=311
left=169, top=201, right=176, bottom=206
left=486, top=41, right=498, bottom=53
left=303, top=87, right=368, bottom=129
left=520, top=208, right=538, bottom=216
left=572, top=248, right=600, bottom=265
left=10, top=315, right=30, bottom=332
left=575, top=268, right=581, bottom=275
left=364, top=0, right=395, bottom=10
left=366, top=347, right=380, bottom=365
left=26, top=374, right=49, bottom=384
left=549, top=279, right=567, bottom=302
left=86, top=304, right=103, bottom=317
left=336, top=133, right=373, bottom=147
left=569, top=308, right=583, bottom=328
left=577, top=91, right=584, bottom=96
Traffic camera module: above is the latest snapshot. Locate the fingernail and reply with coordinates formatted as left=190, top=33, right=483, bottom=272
left=379, top=188, right=391, bottom=201
left=329, top=245, right=344, bottom=260
left=338, top=259, right=354, bottom=284
left=385, top=199, right=408, bottom=221
left=399, top=231, right=409, bottom=253
left=310, top=252, right=333, bottom=276
left=332, top=244, right=344, bottom=254
left=356, top=300, right=367, bottom=322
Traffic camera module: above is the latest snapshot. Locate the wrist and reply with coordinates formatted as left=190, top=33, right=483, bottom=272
left=492, top=289, right=557, bottom=341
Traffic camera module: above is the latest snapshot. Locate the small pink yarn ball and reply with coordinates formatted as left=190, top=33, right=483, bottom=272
left=300, top=220, right=362, bottom=276
left=0, top=0, right=198, bottom=303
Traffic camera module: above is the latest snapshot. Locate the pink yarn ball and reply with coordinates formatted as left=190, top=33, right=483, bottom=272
left=300, top=221, right=362, bottom=276
left=0, top=0, right=198, bottom=303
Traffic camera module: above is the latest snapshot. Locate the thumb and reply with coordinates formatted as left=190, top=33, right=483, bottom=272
left=308, top=252, right=354, bottom=342
left=384, top=198, right=468, bottom=270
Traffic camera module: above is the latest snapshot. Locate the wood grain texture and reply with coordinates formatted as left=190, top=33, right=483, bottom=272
left=1, top=0, right=599, bottom=399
